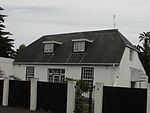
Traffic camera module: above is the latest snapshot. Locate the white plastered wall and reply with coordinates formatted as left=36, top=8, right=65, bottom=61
left=0, top=57, right=14, bottom=77
left=117, top=47, right=146, bottom=87
left=94, top=66, right=118, bottom=86
left=13, top=65, right=82, bottom=81
left=13, top=64, right=118, bottom=86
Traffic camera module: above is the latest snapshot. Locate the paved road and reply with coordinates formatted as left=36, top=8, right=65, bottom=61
left=0, top=106, right=48, bottom=113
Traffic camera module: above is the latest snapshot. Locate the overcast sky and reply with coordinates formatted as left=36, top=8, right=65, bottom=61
left=1, top=0, right=150, bottom=49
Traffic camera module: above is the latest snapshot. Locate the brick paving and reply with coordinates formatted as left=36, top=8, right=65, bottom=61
left=0, top=106, right=48, bottom=113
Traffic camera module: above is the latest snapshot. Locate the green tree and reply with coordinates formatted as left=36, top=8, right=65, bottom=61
left=75, top=80, right=89, bottom=113
left=137, top=31, right=150, bottom=82
left=9, top=75, right=21, bottom=80
left=0, top=7, right=14, bottom=58
left=15, top=44, right=26, bottom=56
left=138, top=32, right=150, bottom=54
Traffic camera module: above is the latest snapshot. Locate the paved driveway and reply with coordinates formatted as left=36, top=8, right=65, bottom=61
left=0, top=106, right=48, bottom=113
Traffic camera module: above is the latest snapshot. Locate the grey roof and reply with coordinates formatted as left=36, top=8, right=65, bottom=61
left=14, top=29, right=138, bottom=65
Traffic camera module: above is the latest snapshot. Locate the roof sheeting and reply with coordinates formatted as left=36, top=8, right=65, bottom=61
left=14, top=29, right=136, bottom=65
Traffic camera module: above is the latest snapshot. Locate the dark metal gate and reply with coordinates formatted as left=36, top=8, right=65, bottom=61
left=103, top=86, right=147, bottom=113
left=0, top=80, right=3, bottom=105
left=8, top=80, right=30, bottom=108
left=37, top=81, right=68, bottom=113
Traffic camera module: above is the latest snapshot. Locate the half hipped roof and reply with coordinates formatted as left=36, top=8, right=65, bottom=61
left=14, top=29, right=138, bottom=65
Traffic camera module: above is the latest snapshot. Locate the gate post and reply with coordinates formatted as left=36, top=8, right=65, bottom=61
left=147, top=83, right=150, bottom=113
left=66, top=81, right=76, bottom=113
left=2, top=77, right=10, bottom=106
left=94, top=82, right=104, bottom=113
left=30, top=78, right=38, bottom=111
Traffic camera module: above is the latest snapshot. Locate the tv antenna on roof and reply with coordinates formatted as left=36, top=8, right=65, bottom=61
left=113, top=14, right=116, bottom=29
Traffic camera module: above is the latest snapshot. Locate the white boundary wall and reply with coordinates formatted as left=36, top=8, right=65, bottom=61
left=94, top=83, right=104, bottom=113
left=0, top=78, right=76, bottom=113
left=94, top=82, right=149, bottom=113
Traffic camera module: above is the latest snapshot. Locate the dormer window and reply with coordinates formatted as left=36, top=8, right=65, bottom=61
left=74, top=41, right=85, bottom=52
left=43, top=41, right=62, bottom=53
left=72, top=39, right=93, bottom=52
left=44, top=43, right=54, bottom=53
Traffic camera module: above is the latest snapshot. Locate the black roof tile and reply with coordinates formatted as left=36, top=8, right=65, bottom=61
left=14, top=29, right=136, bottom=65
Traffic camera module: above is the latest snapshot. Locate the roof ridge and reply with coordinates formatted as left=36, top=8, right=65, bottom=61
left=43, top=29, right=118, bottom=38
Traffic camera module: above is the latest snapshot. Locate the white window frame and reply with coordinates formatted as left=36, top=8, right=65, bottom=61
left=44, top=43, right=54, bottom=53
left=48, top=69, right=65, bottom=83
left=43, top=41, right=62, bottom=53
left=81, top=67, right=94, bottom=87
left=73, top=41, right=85, bottom=52
left=26, top=67, right=34, bottom=80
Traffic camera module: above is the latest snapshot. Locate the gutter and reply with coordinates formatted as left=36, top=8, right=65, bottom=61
left=13, top=62, right=119, bottom=66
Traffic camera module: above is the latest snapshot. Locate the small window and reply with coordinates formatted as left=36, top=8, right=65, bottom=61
left=44, top=43, right=54, bottom=53
left=73, top=41, right=85, bottom=52
left=61, top=75, right=65, bottom=81
left=48, top=69, right=65, bottom=83
left=129, top=49, right=134, bottom=61
left=72, top=39, right=93, bottom=53
left=81, top=67, right=94, bottom=88
left=131, top=82, right=136, bottom=88
left=26, top=67, right=34, bottom=80
left=43, top=41, right=62, bottom=53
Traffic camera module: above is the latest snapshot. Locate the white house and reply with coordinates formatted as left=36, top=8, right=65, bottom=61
left=13, top=29, right=148, bottom=88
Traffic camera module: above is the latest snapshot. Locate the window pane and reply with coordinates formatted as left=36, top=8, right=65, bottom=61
left=61, top=75, right=65, bottom=82
left=26, top=67, right=34, bottom=80
left=81, top=67, right=94, bottom=87
left=80, top=42, right=85, bottom=51
left=73, top=41, right=85, bottom=52
left=54, top=76, right=60, bottom=83
left=48, top=75, right=53, bottom=82
left=48, top=69, right=65, bottom=83
left=49, top=69, right=52, bottom=74
left=44, top=43, right=53, bottom=53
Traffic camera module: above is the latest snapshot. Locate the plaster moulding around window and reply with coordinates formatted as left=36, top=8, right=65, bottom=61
left=72, top=39, right=93, bottom=43
left=43, top=41, right=62, bottom=45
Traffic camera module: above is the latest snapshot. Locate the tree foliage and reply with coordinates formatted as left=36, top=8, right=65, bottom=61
left=75, top=80, right=89, bottom=113
left=15, top=44, right=26, bottom=56
left=137, top=31, right=150, bottom=82
left=9, top=75, right=21, bottom=80
left=0, top=7, right=15, bottom=58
